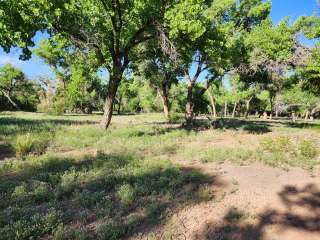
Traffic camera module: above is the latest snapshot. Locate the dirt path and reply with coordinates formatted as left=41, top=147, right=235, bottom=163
left=143, top=160, right=320, bottom=240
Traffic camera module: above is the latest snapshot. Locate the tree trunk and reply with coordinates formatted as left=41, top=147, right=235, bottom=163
left=100, top=75, right=121, bottom=129
left=207, top=90, right=217, bottom=118
left=224, top=101, right=228, bottom=118
left=232, top=102, right=237, bottom=118
left=292, top=112, right=296, bottom=122
left=185, top=82, right=194, bottom=125
left=117, top=96, right=121, bottom=115
left=304, top=110, right=310, bottom=122
left=269, top=112, right=273, bottom=119
left=310, top=107, right=317, bottom=121
left=263, top=111, right=268, bottom=120
left=245, top=97, right=253, bottom=119
left=1, top=90, right=19, bottom=109
left=269, top=97, right=274, bottom=120
left=160, top=94, right=170, bottom=119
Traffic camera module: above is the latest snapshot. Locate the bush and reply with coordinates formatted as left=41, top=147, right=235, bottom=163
left=299, top=140, right=318, bottom=159
left=96, top=221, right=124, bottom=240
left=197, top=184, right=212, bottom=201
left=260, top=136, right=294, bottom=153
left=14, top=133, right=50, bottom=158
left=117, top=184, right=135, bottom=206
left=0, top=209, right=62, bottom=240
left=168, top=112, right=183, bottom=123
left=72, top=190, right=105, bottom=208
left=53, top=224, right=89, bottom=240
left=38, top=96, right=66, bottom=115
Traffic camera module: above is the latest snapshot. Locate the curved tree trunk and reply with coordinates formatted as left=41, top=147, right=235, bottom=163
left=269, top=96, right=274, bottom=120
left=158, top=82, right=171, bottom=119
left=310, top=107, right=318, bottom=121
left=161, top=95, right=170, bottom=119
left=304, top=110, right=310, bottom=122
left=224, top=101, right=228, bottom=118
left=245, top=97, right=253, bottom=119
left=100, top=75, right=121, bottom=129
left=207, top=90, right=217, bottom=118
left=1, top=90, right=19, bottom=110
left=185, top=82, right=194, bottom=125
left=232, top=102, right=237, bottom=118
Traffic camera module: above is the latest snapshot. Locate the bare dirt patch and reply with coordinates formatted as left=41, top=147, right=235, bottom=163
left=135, top=160, right=320, bottom=240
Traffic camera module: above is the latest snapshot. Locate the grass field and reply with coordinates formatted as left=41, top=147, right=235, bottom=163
left=0, top=112, right=320, bottom=239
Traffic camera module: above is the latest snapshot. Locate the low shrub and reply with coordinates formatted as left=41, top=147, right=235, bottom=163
left=168, top=112, right=183, bottom=123
left=14, top=133, right=51, bottom=158
left=117, top=184, right=135, bottom=206
left=53, top=224, right=89, bottom=240
left=197, top=184, right=212, bottom=201
left=260, top=136, right=294, bottom=153
left=299, top=140, right=318, bottom=158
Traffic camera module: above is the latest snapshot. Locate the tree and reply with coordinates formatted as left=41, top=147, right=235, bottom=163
left=135, top=42, right=180, bottom=119
left=299, top=45, right=320, bottom=95
left=0, top=0, right=186, bottom=129
left=166, top=0, right=233, bottom=124
left=34, top=38, right=71, bottom=90
left=277, top=84, right=320, bottom=120
left=166, top=0, right=271, bottom=125
left=35, top=38, right=105, bottom=113
left=241, top=18, right=297, bottom=118
left=206, top=82, right=221, bottom=117
left=0, top=64, right=40, bottom=111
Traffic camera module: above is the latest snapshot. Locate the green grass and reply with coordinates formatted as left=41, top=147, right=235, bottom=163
left=0, top=112, right=209, bottom=239
left=0, top=112, right=319, bottom=239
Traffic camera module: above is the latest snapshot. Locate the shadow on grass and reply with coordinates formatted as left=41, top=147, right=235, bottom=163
left=195, top=183, right=320, bottom=240
left=0, top=152, right=223, bottom=239
left=0, top=117, right=97, bottom=136
left=180, top=118, right=273, bottom=134
left=0, top=142, right=14, bottom=160
left=285, top=121, right=320, bottom=130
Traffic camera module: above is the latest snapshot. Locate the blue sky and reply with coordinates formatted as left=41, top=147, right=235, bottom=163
left=0, top=0, right=319, bottom=80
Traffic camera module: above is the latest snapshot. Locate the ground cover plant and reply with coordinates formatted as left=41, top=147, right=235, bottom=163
left=0, top=112, right=320, bottom=239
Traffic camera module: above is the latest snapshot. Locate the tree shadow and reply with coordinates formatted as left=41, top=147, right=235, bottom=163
left=182, top=118, right=272, bottom=134
left=196, top=183, right=320, bottom=240
left=0, top=152, right=224, bottom=239
left=0, top=117, right=97, bottom=136
left=285, top=122, right=320, bottom=130
left=0, top=142, right=14, bottom=160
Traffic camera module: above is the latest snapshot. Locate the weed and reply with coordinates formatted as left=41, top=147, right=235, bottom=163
left=197, top=184, right=212, bottom=201
left=53, top=224, right=89, bottom=240
left=299, top=140, right=318, bottom=159
left=14, top=133, right=51, bottom=157
left=117, top=184, right=136, bottom=206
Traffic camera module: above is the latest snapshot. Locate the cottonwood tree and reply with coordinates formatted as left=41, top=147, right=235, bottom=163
left=0, top=64, right=40, bottom=110
left=166, top=0, right=233, bottom=124
left=35, top=38, right=105, bottom=113
left=277, top=84, right=320, bottom=120
left=166, top=0, right=271, bottom=125
left=299, top=45, right=320, bottom=95
left=135, top=42, right=181, bottom=119
left=241, top=18, right=297, bottom=118
left=34, top=38, right=71, bottom=89
left=0, top=0, right=189, bottom=129
left=0, top=64, right=26, bottom=109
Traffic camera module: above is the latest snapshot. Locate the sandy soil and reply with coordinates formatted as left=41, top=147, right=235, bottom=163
left=137, top=160, right=320, bottom=240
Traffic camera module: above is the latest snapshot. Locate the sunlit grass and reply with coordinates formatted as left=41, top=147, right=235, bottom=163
left=0, top=112, right=319, bottom=239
